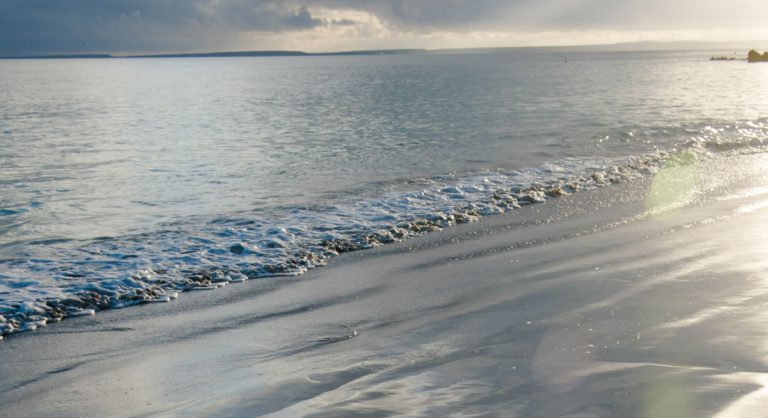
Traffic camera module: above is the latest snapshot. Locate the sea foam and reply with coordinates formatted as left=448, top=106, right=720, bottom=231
left=0, top=122, right=767, bottom=338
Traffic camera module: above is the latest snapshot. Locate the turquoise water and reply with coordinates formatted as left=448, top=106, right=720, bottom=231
left=0, top=49, right=767, bottom=334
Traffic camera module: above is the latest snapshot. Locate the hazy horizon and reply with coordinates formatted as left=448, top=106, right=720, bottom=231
left=2, top=0, right=768, bottom=56
left=3, top=39, right=768, bottom=59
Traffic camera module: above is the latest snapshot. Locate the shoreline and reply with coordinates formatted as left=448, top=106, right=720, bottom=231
left=3, top=152, right=768, bottom=416
left=0, top=149, right=671, bottom=338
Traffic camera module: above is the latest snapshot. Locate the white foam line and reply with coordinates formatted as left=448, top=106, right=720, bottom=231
left=736, top=199, right=768, bottom=214
left=143, top=296, right=171, bottom=303
left=112, top=300, right=143, bottom=309
left=67, top=309, right=96, bottom=317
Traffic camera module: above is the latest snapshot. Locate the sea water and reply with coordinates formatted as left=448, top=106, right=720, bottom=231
left=1, top=49, right=767, bottom=335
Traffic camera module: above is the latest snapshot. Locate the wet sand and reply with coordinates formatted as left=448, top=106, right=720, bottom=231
left=2, top=152, right=768, bottom=417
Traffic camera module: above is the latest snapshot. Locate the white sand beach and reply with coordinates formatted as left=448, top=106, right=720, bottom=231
left=2, top=151, right=768, bottom=417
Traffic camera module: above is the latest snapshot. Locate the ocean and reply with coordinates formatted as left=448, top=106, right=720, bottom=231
left=1, top=49, right=767, bottom=336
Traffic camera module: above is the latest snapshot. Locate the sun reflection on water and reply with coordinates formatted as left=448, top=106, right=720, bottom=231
left=645, top=151, right=700, bottom=216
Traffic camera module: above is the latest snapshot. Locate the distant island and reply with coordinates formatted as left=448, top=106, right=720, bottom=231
left=710, top=49, right=768, bottom=62
left=710, top=55, right=740, bottom=61
left=747, top=49, right=768, bottom=62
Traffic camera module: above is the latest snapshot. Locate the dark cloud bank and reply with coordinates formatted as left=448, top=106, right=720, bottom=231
left=0, top=0, right=765, bottom=55
left=0, top=0, right=325, bottom=54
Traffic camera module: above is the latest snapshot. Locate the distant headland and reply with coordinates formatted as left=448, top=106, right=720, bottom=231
left=747, top=49, right=768, bottom=62
left=3, top=42, right=768, bottom=60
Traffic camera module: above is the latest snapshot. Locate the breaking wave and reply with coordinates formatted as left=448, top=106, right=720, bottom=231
left=1, top=120, right=768, bottom=338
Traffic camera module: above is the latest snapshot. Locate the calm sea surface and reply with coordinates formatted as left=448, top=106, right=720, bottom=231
left=1, top=50, right=767, bottom=332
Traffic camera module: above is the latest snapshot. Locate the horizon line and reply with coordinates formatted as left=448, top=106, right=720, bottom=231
left=2, top=39, right=767, bottom=60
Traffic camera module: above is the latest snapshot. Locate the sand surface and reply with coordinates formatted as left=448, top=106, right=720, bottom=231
left=2, top=152, right=768, bottom=417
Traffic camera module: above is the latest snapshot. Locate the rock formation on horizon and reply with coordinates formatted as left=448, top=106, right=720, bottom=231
left=747, top=49, right=768, bottom=62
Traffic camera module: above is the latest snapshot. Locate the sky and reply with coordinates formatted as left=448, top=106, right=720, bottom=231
left=1, top=0, right=767, bottom=55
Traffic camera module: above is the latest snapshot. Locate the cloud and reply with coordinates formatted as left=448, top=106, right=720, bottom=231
left=0, top=0, right=325, bottom=54
left=1, top=0, right=767, bottom=55
left=325, top=0, right=768, bottom=32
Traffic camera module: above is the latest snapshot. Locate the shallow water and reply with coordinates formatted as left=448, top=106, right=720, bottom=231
left=1, top=49, right=767, bottom=335
left=3, top=152, right=768, bottom=417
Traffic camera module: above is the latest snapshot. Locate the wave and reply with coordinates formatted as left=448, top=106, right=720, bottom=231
left=1, top=120, right=768, bottom=338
